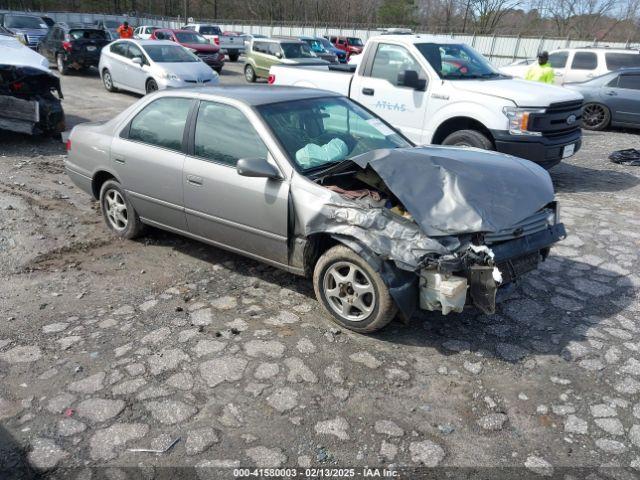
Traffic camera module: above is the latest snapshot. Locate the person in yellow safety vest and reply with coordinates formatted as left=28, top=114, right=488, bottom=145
left=525, top=51, right=555, bottom=84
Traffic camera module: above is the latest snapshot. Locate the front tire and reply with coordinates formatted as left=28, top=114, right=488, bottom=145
left=244, top=64, right=256, bottom=83
left=582, top=103, right=610, bottom=131
left=102, top=69, right=117, bottom=92
left=99, top=180, right=145, bottom=239
left=442, top=129, right=493, bottom=150
left=145, top=78, right=159, bottom=94
left=56, top=54, right=69, bottom=75
left=313, top=245, right=397, bottom=333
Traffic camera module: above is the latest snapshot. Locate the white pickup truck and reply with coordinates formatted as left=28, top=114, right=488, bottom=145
left=183, top=24, right=245, bottom=62
left=270, top=34, right=584, bottom=169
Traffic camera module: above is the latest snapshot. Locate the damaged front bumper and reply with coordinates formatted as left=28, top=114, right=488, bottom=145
left=0, top=65, right=65, bottom=135
left=420, top=223, right=566, bottom=316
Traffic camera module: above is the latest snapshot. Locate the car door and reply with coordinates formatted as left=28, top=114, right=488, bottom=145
left=183, top=100, right=289, bottom=265
left=124, top=42, right=150, bottom=92
left=107, top=42, right=129, bottom=88
left=351, top=42, right=429, bottom=143
left=548, top=50, right=569, bottom=84
left=110, top=96, right=193, bottom=230
left=564, top=51, right=597, bottom=84
left=606, top=73, right=640, bottom=126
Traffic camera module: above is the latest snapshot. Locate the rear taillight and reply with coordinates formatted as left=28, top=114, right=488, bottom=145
left=268, top=74, right=275, bottom=85
left=65, top=139, right=71, bottom=151
left=9, top=81, right=24, bottom=93
left=214, top=36, right=220, bottom=45
left=62, top=41, right=72, bottom=52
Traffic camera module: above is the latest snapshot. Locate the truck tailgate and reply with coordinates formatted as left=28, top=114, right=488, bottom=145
left=269, top=65, right=353, bottom=96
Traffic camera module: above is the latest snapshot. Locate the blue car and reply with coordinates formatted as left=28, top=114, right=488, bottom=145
left=0, top=13, right=49, bottom=49
left=316, top=36, right=347, bottom=63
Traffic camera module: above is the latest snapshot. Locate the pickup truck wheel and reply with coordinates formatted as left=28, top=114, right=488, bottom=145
left=313, top=245, right=397, bottom=333
left=56, top=54, right=69, bottom=75
left=582, top=103, right=610, bottom=131
left=442, top=129, right=493, bottom=150
left=102, top=69, right=117, bottom=92
left=99, top=180, right=145, bottom=239
left=244, top=64, right=256, bottom=83
left=229, top=53, right=239, bottom=62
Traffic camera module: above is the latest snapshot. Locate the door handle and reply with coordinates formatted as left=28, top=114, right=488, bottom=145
left=605, top=90, right=617, bottom=96
left=187, top=175, right=203, bottom=186
left=362, top=88, right=375, bottom=96
left=114, top=156, right=125, bottom=164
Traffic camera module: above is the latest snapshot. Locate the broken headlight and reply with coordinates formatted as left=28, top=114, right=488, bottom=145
left=503, top=107, right=545, bottom=136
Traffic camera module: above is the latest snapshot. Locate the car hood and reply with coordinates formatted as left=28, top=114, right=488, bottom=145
left=351, top=146, right=555, bottom=236
left=9, top=27, right=48, bottom=36
left=451, top=78, right=583, bottom=107
left=0, top=37, right=50, bottom=72
left=154, top=61, right=217, bottom=79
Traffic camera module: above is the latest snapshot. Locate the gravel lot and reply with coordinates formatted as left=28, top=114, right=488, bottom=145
left=1, top=61, right=640, bottom=478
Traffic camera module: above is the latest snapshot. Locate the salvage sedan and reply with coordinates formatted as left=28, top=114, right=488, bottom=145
left=65, top=86, right=566, bottom=333
left=99, top=39, right=219, bottom=95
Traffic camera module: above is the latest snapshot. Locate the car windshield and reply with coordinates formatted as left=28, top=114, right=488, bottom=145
left=69, top=29, right=108, bottom=40
left=415, top=43, right=501, bottom=79
left=257, top=96, right=411, bottom=172
left=143, top=45, right=198, bottom=63
left=199, top=26, right=221, bottom=35
left=318, top=38, right=334, bottom=50
left=304, top=39, right=327, bottom=53
left=347, top=37, right=363, bottom=46
left=282, top=42, right=315, bottom=58
left=175, top=31, right=208, bottom=44
left=6, top=16, right=47, bottom=29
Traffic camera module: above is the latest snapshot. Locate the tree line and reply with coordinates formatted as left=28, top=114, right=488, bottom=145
left=2, top=0, right=639, bottom=41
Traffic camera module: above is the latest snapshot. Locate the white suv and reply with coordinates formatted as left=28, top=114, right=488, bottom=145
left=502, top=48, right=640, bottom=84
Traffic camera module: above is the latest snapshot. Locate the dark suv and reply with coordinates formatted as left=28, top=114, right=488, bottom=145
left=38, top=23, right=110, bottom=75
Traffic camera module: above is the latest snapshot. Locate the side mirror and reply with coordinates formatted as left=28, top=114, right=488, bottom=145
left=132, top=56, right=143, bottom=66
left=398, top=70, right=427, bottom=91
left=275, top=52, right=283, bottom=59
left=237, top=158, right=281, bottom=179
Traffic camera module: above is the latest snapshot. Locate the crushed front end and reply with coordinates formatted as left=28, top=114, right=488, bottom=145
left=0, top=65, right=65, bottom=136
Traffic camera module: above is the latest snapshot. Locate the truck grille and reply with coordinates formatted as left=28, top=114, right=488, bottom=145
left=26, top=33, right=45, bottom=46
left=484, top=207, right=553, bottom=244
left=530, top=100, right=583, bottom=136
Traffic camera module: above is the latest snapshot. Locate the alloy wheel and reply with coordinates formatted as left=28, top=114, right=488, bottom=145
left=323, top=261, right=376, bottom=322
left=583, top=104, right=606, bottom=129
left=104, top=189, right=128, bottom=231
left=103, top=71, right=113, bottom=90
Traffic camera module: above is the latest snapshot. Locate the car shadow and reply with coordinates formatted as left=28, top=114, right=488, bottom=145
left=140, top=228, right=632, bottom=364
left=551, top=162, right=640, bottom=193
left=0, top=425, right=35, bottom=480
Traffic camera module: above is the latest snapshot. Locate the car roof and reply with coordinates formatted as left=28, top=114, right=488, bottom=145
left=258, top=37, right=304, bottom=44
left=555, top=47, right=640, bottom=53
left=160, top=85, right=341, bottom=106
left=113, top=38, right=175, bottom=47
left=157, top=28, right=198, bottom=33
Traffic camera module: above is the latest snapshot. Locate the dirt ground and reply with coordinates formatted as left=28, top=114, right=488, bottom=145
left=1, top=62, right=640, bottom=479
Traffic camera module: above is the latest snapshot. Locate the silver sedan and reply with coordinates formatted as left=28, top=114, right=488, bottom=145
left=65, top=86, right=565, bottom=333
left=98, top=39, right=219, bottom=95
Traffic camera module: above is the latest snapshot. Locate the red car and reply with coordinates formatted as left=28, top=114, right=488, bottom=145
left=327, top=35, right=364, bottom=59
left=151, top=28, right=225, bottom=73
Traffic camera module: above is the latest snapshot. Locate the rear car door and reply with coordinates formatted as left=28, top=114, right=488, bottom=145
left=110, top=96, right=193, bottom=230
left=107, top=42, right=130, bottom=88
left=606, top=73, right=640, bottom=126
left=548, top=50, right=568, bottom=84
left=351, top=42, right=429, bottom=143
left=565, top=51, right=597, bottom=83
left=183, top=100, right=289, bottom=265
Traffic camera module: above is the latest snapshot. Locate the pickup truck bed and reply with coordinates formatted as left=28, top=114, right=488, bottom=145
left=270, top=64, right=355, bottom=96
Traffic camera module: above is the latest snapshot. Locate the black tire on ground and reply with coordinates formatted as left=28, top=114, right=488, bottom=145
left=102, top=69, right=117, bottom=92
left=441, top=129, right=494, bottom=150
left=56, top=54, right=69, bottom=75
left=99, top=180, right=145, bottom=239
left=229, top=54, right=239, bottom=62
left=145, top=78, right=159, bottom=94
left=244, top=64, right=256, bottom=83
left=313, top=245, right=397, bottom=333
left=214, top=67, right=222, bottom=74
left=582, top=103, right=611, bottom=131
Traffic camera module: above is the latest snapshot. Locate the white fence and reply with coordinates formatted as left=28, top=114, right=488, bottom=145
left=3, top=9, right=639, bottom=66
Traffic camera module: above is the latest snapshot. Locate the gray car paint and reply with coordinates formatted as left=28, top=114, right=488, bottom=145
left=65, top=86, right=564, bottom=318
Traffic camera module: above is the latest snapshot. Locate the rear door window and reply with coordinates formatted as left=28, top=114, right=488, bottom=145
left=194, top=101, right=268, bottom=167
left=127, top=97, right=193, bottom=151
left=605, top=53, right=640, bottom=70
left=570, top=52, right=597, bottom=70
left=549, top=51, right=568, bottom=68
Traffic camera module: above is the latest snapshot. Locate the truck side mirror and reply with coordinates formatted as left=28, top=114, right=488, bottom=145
left=399, top=70, right=427, bottom=91
left=275, top=52, right=283, bottom=59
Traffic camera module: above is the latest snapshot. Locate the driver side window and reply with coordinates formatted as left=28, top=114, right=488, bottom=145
left=370, top=43, right=423, bottom=86
left=126, top=44, right=147, bottom=65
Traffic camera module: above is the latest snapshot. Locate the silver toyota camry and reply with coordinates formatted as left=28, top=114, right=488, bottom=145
left=98, top=39, right=219, bottom=95
left=65, top=86, right=565, bottom=333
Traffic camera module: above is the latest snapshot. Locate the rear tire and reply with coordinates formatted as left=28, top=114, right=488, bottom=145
left=145, top=78, right=159, bottom=94
left=56, top=54, right=69, bottom=75
left=582, top=103, right=610, bottom=131
left=102, top=69, right=117, bottom=92
left=99, top=180, right=145, bottom=239
left=244, top=64, right=256, bottom=83
left=442, top=129, right=493, bottom=150
left=313, top=245, right=397, bottom=333
left=214, top=67, right=222, bottom=74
